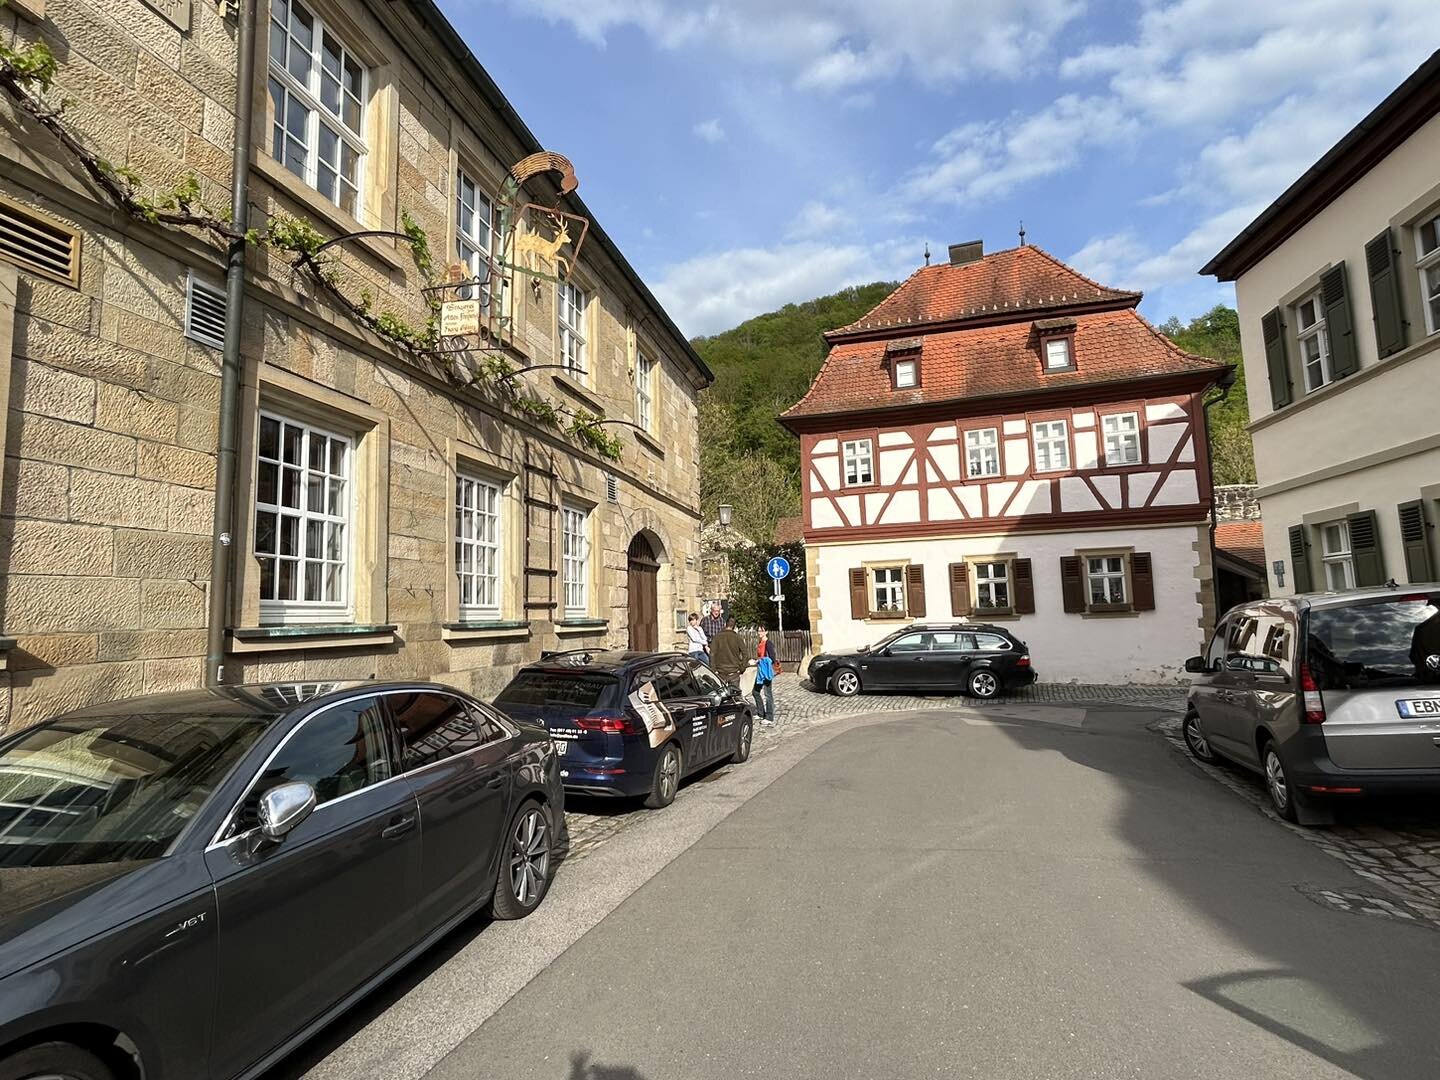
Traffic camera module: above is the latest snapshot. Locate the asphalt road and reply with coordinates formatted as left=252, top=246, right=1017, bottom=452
left=279, top=705, right=1440, bottom=1080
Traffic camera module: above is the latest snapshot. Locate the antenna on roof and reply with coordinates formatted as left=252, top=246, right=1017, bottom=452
left=923, top=242, right=931, bottom=267
left=1018, top=220, right=1027, bottom=247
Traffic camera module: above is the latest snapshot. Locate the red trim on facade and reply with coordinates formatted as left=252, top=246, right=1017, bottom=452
left=802, top=504, right=1209, bottom=544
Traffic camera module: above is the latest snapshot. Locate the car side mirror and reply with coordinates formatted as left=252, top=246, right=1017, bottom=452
left=1183, top=655, right=1209, bottom=674
left=259, top=781, right=316, bottom=841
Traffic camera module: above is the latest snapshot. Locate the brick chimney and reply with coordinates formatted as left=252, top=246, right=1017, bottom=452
left=948, top=240, right=983, bottom=266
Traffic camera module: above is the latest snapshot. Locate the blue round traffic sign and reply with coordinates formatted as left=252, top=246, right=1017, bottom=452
left=766, top=556, right=791, bottom=581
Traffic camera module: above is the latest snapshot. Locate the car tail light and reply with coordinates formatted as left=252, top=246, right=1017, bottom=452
left=1299, top=662, right=1326, bottom=724
left=577, top=713, right=642, bottom=735
left=1015, top=655, right=1031, bottom=668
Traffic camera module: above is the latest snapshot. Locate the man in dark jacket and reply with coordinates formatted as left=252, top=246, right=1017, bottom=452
left=710, top=617, right=748, bottom=685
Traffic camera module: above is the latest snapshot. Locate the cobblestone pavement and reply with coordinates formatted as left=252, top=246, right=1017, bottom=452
left=1156, top=715, right=1440, bottom=929
left=561, top=675, right=1187, bottom=861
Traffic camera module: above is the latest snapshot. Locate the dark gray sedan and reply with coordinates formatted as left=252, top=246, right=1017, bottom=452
left=0, top=681, right=562, bottom=1080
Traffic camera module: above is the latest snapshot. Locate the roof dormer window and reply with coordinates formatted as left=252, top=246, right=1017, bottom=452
left=1044, top=338, right=1072, bottom=370
left=894, top=358, right=918, bottom=388
left=1033, top=317, right=1077, bottom=374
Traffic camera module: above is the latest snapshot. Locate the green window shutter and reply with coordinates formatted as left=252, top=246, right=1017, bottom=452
left=1398, top=501, right=1433, bottom=583
left=1321, top=262, right=1359, bottom=379
left=1346, top=510, right=1384, bottom=587
left=1261, top=307, right=1292, bottom=409
left=1366, top=229, right=1407, bottom=358
left=1288, top=525, right=1313, bottom=593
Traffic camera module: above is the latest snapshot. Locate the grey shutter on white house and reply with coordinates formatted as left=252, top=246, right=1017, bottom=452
left=1398, top=500, right=1434, bottom=584
left=1346, top=510, right=1384, bottom=587
left=1261, top=308, right=1292, bottom=409
left=1288, top=525, right=1313, bottom=593
left=1366, top=228, right=1407, bottom=358
left=1320, top=262, right=1359, bottom=380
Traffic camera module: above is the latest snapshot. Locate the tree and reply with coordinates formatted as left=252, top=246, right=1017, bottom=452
left=722, top=541, right=808, bottom=630
left=1161, top=305, right=1255, bottom=486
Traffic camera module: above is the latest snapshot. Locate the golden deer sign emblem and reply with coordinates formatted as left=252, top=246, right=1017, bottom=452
left=513, top=212, right=573, bottom=278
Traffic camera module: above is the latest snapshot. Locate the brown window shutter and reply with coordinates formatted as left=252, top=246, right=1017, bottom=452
left=848, top=567, right=868, bottom=620
left=1288, top=525, right=1313, bottom=592
left=1261, top=307, right=1292, bottom=409
left=1366, top=229, right=1407, bottom=358
left=906, top=564, right=927, bottom=618
left=948, top=562, right=971, bottom=616
left=1320, top=262, right=1359, bottom=379
left=1060, top=555, right=1085, bottom=613
left=1346, top=510, right=1384, bottom=586
left=1130, top=552, right=1155, bottom=611
left=1013, top=558, right=1035, bottom=614
left=1398, top=500, right=1434, bottom=584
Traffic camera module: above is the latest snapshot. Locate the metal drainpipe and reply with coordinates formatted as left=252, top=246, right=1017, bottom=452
left=1202, top=366, right=1239, bottom=628
left=205, top=0, right=258, bottom=686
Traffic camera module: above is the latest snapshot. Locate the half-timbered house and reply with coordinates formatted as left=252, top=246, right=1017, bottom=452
left=780, top=242, right=1229, bottom=683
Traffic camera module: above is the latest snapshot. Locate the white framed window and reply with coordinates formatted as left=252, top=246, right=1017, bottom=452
left=636, top=352, right=655, bottom=432
left=561, top=504, right=590, bottom=617
left=872, top=566, right=905, bottom=614
left=255, top=411, right=352, bottom=622
left=558, top=281, right=588, bottom=379
left=894, top=359, right=917, bottom=388
left=455, top=473, right=503, bottom=619
left=1416, top=212, right=1440, bottom=335
left=1101, top=412, right=1141, bottom=466
left=1044, top=338, right=1072, bottom=370
left=268, top=0, right=367, bottom=217
left=1086, top=555, right=1127, bottom=607
left=842, top=438, right=874, bottom=486
left=965, top=427, right=1000, bottom=478
left=1320, top=520, right=1355, bottom=590
left=974, top=561, right=1010, bottom=611
left=456, top=169, right=502, bottom=312
left=1294, top=292, right=1331, bottom=392
left=1032, top=419, right=1070, bottom=472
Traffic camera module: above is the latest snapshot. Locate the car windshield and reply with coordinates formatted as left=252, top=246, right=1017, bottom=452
left=495, top=671, right=621, bottom=712
left=1306, top=594, right=1440, bottom=690
left=0, top=715, right=269, bottom=867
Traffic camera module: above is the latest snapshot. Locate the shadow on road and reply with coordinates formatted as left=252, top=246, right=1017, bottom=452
left=567, top=1050, right=648, bottom=1080
left=989, top=706, right=1440, bottom=1080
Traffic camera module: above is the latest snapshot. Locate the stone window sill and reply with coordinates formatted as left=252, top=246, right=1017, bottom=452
left=550, top=373, right=607, bottom=414
left=555, top=618, right=608, bottom=636
left=0, top=636, right=15, bottom=671
left=229, top=624, right=398, bottom=654
left=1081, top=609, right=1139, bottom=620
left=634, top=429, right=667, bottom=458
left=443, top=621, right=531, bottom=643
left=253, top=156, right=405, bottom=273
left=10, top=0, right=44, bottom=19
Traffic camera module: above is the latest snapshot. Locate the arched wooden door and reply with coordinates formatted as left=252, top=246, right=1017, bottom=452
left=627, top=533, right=660, bottom=651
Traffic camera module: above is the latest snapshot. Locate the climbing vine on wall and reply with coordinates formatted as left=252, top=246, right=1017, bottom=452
left=0, top=27, right=623, bottom=460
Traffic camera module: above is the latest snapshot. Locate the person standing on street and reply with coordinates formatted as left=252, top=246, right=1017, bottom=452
left=700, top=600, right=726, bottom=643
left=685, top=612, right=709, bottom=666
left=710, top=617, right=748, bottom=686
left=751, top=627, right=780, bottom=725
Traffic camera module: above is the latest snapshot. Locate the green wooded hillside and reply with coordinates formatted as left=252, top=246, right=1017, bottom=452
left=693, top=289, right=1253, bottom=543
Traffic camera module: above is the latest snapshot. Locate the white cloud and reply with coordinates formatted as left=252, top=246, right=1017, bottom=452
left=692, top=118, right=726, bottom=143
left=786, top=200, right=852, bottom=240
left=654, top=240, right=915, bottom=337
left=499, top=0, right=1084, bottom=92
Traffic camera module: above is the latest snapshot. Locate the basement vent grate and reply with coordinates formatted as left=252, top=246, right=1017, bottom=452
left=186, top=272, right=227, bottom=349
left=605, top=473, right=619, bottom=503
left=0, top=196, right=80, bottom=287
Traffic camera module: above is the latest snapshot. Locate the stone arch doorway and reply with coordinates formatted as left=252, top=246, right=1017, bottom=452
left=627, top=531, right=663, bottom=651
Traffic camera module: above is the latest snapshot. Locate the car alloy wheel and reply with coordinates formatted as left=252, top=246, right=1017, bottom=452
left=833, top=669, right=861, bottom=697
left=1263, top=744, right=1298, bottom=822
left=509, top=806, right=550, bottom=907
left=969, top=670, right=999, bottom=699
left=645, top=744, right=682, bottom=808
left=732, top=716, right=753, bottom=764
left=1183, top=713, right=1216, bottom=763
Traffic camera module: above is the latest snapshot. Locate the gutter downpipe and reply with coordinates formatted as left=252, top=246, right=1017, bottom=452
left=205, top=0, right=258, bottom=686
left=1202, top=365, right=1239, bottom=631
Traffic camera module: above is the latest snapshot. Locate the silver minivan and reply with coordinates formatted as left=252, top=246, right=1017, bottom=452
left=1182, top=586, right=1440, bottom=825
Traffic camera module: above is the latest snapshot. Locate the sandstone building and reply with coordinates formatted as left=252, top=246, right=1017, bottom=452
left=0, top=0, right=710, bottom=730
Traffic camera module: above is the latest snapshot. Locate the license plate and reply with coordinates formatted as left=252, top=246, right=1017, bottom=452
left=1396, top=698, right=1440, bottom=718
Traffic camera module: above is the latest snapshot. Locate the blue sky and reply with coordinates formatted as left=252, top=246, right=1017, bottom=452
left=437, top=0, right=1435, bottom=337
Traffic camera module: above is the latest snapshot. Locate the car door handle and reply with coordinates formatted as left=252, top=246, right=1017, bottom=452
left=380, top=815, right=416, bottom=839
left=485, top=774, right=505, bottom=789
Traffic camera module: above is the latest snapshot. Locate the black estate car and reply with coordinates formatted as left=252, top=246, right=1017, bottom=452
left=807, top=623, right=1036, bottom=699
left=495, top=650, right=753, bottom=808
left=0, top=681, right=560, bottom=1080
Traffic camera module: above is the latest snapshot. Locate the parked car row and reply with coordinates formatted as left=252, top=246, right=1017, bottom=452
left=1182, top=584, right=1440, bottom=825
left=0, top=649, right=753, bottom=1080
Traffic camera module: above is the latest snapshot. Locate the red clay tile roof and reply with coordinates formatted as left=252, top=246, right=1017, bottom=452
left=783, top=306, right=1224, bottom=421
left=773, top=515, right=804, bottom=545
left=1215, top=522, right=1267, bottom=570
left=829, top=245, right=1140, bottom=339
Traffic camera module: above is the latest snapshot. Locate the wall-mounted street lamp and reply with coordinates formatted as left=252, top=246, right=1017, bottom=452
left=718, top=504, right=732, bottom=527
